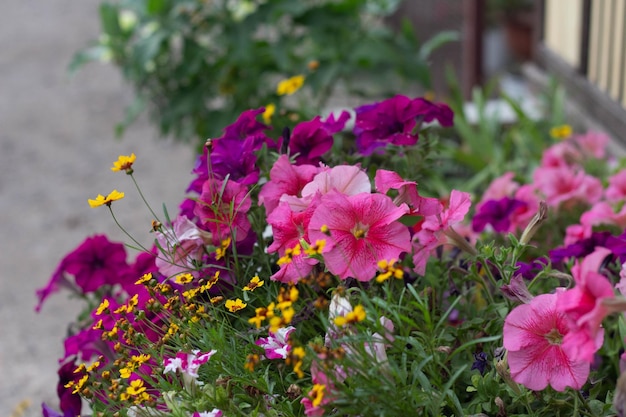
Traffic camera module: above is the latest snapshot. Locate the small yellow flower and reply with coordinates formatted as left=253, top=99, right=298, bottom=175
left=334, top=304, right=366, bottom=327
left=320, top=224, right=330, bottom=236
left=111, top=153, right=136, bottom=173
left=88, top=190, right=125, bottom=208
left=243, top=275, right=264, bottom=291
left=262, top=103, right=276, bottom=124
left=375, top=259, right=404, bottom=283
left=305, top=239, right=326, bottom=256
left=174, top=273, right=194, bottom=284
left=276, top=75, right=305, bottom=96
left=215, top=238, right=231, bottom=260
left=245, top=353, right=260, bottom=372
left=277, top=244, right=302, bottom=266
left=225, top=298, right=247, bottom=312
left=135, top=273, right=152, bottom=285
left=310, top=384, right=326, bottom=407
left=126, top=379, right=146, bottom=396
left=95, top=299, right=110, bottom=316
left=550, top=124, right=573, bottom=140
left=248, top=306, right=269, bottom=328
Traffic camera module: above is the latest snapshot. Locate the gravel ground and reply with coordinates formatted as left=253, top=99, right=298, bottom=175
left=0, top=1, right=195, bottom=415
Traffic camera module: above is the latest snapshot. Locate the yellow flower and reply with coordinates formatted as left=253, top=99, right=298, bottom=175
left=334, top=304, right=366, bottom=327
left=245, top=353, right=260, bottom=372
left=550, top=124, right=573, bottom=140
left=375, top=259, right=404, bottom=283
left=248, top=306, right=268, bottom=328
left=174, top=273, right=194, bottom=284
left=135, top=273, right=152, bottom=285
left=126, top=379, right=146, bottom=396
left=277, top=244, right=302, bottom=266
left=262, top=103, right=276, bottom=124
left=243, top=275, right=264, bottom=291
left=304, top=239, right=326, bottom=256
left=95, top=299, right=110, bottom=316
left=225, top=298, right=247, bottom=312
left=111, top=153, right=136, bottom=173
left=310, top=384, right=326, bottom=407
left=88, top=190, right=125, bottom=208
left=276, top=75, right=305, bottom=96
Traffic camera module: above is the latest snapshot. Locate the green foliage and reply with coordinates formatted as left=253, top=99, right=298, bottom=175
left=71, top=0, right=456, bottom=148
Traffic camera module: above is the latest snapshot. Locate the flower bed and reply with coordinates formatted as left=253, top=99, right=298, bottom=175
left=38, top=94, right=626, bottom=417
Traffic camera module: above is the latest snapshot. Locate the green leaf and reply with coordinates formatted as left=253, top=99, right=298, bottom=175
left=147, top=0, right=167, bottom=15
left=99, top=3, right=122, bottom=37
left=68, top=45, right=112, bottom=74
left=418, top=30, right=460, bottom=61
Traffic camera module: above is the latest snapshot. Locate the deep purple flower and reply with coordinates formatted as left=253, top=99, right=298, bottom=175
left=550, top=231, right=626, bottom=265
left=42, top=403, right=76, bottom=417
left=289, top=111, right=350, bottom=165
left=62, top=235, right=130, bottom=293
left=471, top=351, right=489, bottom=375
left=515, top=257, right=549, bottom=280
left=472, top=197, right=527, bottom=233
left=188, top=108, right=273, bottom=192
left=56, top=359, right=82, bottom=416
left=354, top=95, right=453, bottom=155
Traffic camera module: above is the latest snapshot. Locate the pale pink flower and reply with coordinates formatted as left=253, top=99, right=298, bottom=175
left=605, top=169, right=626, bottom=202
left=155, top=216, right=211, bottom=278
left=301, top=165, right=371, bottom=199
left=258, top=155, right=319, bottom=216
left=573, top=131, right=609, bottom=159
left=580, top=202, right=626, bottom=231
left=308, top=191, right=411, bottom=281
left=374, top=169, right=441, bottom=216
left=616, top=262, right=626, bottom=296
left=256, top=326, right=295, bottom=359
left=503, top=292, right=590, bottom=391
left=540, top=141, right=581, bottom=168
left=532, top=166, right=602, bottom=209
left=557, top=247, right=615, bottom=362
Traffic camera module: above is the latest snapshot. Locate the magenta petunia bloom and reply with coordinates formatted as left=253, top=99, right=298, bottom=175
left=354, top=95, right=453, bottom=155
left=503, top=292, right=590, bottom=391
left=187, top=107, right=272, bottom=192
left=194, top=178, right=252, bottom=243
left=556, top=247, right=615, bottom=363
left=163, top=349, right=217, bottom=379
left=375, top=169, right=441, bottom=216
left=288, top=111, right=350, bottom=165
left=36, top=235, right=132, bottom=308
left=472, top=197, right=528, bottom=233
left=308, top=191, right=411, bottom=281
left=256, top=326, right=295, bottom=359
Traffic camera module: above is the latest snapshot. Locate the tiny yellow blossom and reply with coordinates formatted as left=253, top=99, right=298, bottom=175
left=245, top=353, right=260, bottom=372
left=88, top=190, right=125, bottom=208
left=277, top=75, right=305, bottom=96
left=243, top=275, right=264, bottom=291
left=225, top=298, right=247, bottom=312
left=334, top=304, right=366, bottom=327
left=215, top=237, right=231, bottom=260
left=277, top=244, right=302, bottom=266
left=95, top=299, right=110, bottom=316
left=310, top=384, right=326, bottom=407
left=126, top=379, right=146, bottom=396
left=305, top=239, right=326, bottom=256
left=262, top=103, right=276, bottom=124
left=111, top=153, right=136, bottom=173
left=320, top=224, right=330, bottom=236
left=248, top=306, right=268, bottom=328
left=135, top=272, right=152, bottom=285
left=174, top=273, right=194, bottom=284
left=550, top=124, right=573, bottom=140
left=375, top=259, right=404, bottom=283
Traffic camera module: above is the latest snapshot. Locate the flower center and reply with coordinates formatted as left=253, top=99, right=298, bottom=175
left=544, top=328, right=563, bottom=345
left=351, top=222, right=368, bottom=239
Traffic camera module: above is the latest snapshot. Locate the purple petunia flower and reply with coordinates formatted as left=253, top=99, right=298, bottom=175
left=549, top=231, right=626, bottom=265
left=56, top=359, right=82, bottom=416
left=289, top=111, right=350, bottom=165
left=187, top=108, right=273, bottom=192
left=472, top=197, right=527, bottom=233
left=353, top=95, right=453, bottom=155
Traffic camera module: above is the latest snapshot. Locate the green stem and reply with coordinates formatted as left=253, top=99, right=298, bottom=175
left=108, top=206, right=150, bottom=253
left=129, top=173, right=160, bottom=222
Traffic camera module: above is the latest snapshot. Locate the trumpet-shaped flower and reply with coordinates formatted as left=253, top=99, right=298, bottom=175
left=288, top=113, right=349, bottom=165
left=155, top=216, right=212, bottom=278
left=256, top=326, right=295, bottom=359
left=503, top=292, right=590, bottom=391
left=309, top=191, right=411, bottom=281
left=556, top=247, right=615, bottom=363
left=163, top=349, right=217, bottom=379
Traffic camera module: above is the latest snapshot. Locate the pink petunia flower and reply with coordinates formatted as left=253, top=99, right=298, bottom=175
left=503, top=292, right=590, bottom=391
left=556, top=247, right=615, bottom=363
left=256, top=326, right=295, bottom=359
left=605, top=169, right=626, bottom=202
left=374, top=169, right=441, bottom=216
left=308, top=191, right=411, bottom=281
left=532, top=166, right=602, bottom=210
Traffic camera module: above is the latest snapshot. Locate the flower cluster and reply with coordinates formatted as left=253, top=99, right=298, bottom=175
left=38, top=95, right=626, bottom=417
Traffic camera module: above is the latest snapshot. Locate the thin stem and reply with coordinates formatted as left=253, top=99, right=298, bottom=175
left=108, top=206, right=151, bottom=253
left=129, top=173, right=160, bottom=222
